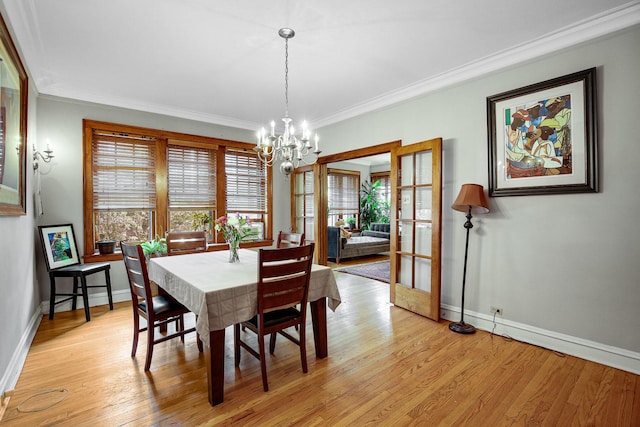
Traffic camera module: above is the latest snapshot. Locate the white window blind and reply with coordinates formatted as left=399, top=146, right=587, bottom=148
left=225, top=149, right=266, bottom=213
left=168, top=145, right=217, bottom=209
left=328, top=170, right=360, bottom=213
left=92, top=132, right=156, bottom=210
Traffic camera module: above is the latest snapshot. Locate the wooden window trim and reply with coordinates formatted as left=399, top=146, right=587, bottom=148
left=83, top=119, right=273, bottom=262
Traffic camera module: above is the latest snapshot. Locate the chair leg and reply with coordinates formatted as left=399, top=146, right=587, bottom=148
left=49, top=275, right=56, bottom=320
left=269, top=333, right=277, bottom=354
left=258, top=332, right=269, bottom=392
left=233, top=324, right=241, bottom=367
left=145, top=321, right=155, bottom=371
left=71, top=277, right=79, bottom=311
left=179, top=315, right=185, bottom=343
left=105, top=269, right=114, bottom=310
left=131, top=313, right=140, bottom=358
left=196, top=333, right=204, bottom=353
left=195, top=315, right=203, bottom=352
left=80, top=276, right=91, bottom=321
left=299, top=322, right=308, bottom=374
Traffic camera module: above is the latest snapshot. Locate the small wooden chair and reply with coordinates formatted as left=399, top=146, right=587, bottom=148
left=38, top=224, right=113, bottom=322
left=121, top=241, right=202, bottom=371
left=276, top=231, right=305, bottom=248
left=234, top=243, right=315, bottom=391
left=166, top=231, right=207, bottom=256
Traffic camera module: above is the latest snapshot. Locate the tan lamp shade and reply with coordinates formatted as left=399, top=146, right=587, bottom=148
left=452, top=183, right=490, bottom=214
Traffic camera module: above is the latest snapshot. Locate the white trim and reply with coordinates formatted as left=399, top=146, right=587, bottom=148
left=441, top=304, right=640, bottom=375
left=41, top=289, right=131, bottom=314
left=0, top=307, right=42, bottom=395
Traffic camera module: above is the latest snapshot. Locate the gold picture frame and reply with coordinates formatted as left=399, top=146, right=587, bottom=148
left=0, top=11, right=28, bottom=215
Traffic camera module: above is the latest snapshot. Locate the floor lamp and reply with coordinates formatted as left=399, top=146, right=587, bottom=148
left=449, top=183, right=489, bottom=334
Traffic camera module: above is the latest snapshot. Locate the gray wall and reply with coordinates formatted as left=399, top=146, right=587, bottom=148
left=317, top=26, right=640, bottom=370
left=0, top=71, right=39, bottom=395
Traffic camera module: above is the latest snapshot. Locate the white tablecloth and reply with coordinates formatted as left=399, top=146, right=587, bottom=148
left=148, top=249, right=341, bottom=345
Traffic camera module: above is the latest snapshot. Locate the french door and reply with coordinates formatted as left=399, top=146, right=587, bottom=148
left=390, top=138, right=442, bottom=320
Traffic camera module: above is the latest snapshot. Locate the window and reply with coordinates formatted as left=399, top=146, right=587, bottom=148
left=292, top=165, right=315, bottom=240
left=167, top=143, right=217, bottom=234
left=327, top=168, right=360, bottom=227
left=225, top=148, right=267, bottom=241
left=91, top=130, right=156, bottom=246
left=83, top=120, right=272, bottom=258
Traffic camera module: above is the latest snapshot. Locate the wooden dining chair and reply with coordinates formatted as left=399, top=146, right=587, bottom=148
left=166, top=231, right=207, bottom=256
left=276, top=231, right=305, bottom=248
left=121, top=241, right=202, bottom=371
left=234, top=243, right=315, bottom=392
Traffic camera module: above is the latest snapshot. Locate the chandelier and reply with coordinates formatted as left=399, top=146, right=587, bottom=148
left=255, top=28, right=320, bottom=176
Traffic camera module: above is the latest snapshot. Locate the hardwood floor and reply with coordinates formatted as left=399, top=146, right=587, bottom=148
left=2, top=273, right=639, bottom=426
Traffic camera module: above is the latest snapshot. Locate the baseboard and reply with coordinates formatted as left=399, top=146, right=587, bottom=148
left=40, top=289, right=131, bottom=315
left=440, top=304, right=640, bottom=375
left=0, top=307, right=42, bottom=397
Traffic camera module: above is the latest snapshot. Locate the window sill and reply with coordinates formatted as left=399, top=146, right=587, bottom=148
left=83, top=240, right=274, bottom=263
left=207, top=240, right=273, bottom=251
left=83, top=252, right=123, bottom=263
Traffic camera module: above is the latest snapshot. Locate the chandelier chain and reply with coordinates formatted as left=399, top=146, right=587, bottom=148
left=284, top=37, right=289, bottom=117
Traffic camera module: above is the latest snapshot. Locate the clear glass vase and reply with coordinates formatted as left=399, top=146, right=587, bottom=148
left=227, top=236, right=240, bottom=263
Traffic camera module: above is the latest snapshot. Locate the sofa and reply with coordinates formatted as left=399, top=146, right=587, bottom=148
left=327, top=223, right=391, bottom=264
left=360, top=222, right=391, bottom=239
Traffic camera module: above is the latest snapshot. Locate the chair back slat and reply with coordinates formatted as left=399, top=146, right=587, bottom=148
left=166, top=231, right=207, bottom=256
left=276, top=231, right=305, bottom=248
left=121, top=241, right=152, bottom=304
left=257, top=243, right=314, bottom=312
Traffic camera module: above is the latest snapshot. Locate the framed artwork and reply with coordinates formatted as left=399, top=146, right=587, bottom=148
left=487, top=68, right=598, bottom=196
left=0, top=11, right=28, bottom=215
left=39, top=224, right=81, bottom=270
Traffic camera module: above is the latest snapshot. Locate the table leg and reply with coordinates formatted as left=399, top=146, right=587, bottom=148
left=207, top=328, right=225, bottom=406
left=309, top=297, right=328, bottom=358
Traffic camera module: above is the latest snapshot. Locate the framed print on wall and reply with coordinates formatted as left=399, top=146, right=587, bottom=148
left=0, top=11, right=28, bottom=215
left=487, top=68, right=598, bottom=197
left=38, top=224, right=81, bottom=270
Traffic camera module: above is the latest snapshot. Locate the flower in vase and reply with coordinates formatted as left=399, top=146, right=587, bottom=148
left=214, top=214, right=258, bottom=243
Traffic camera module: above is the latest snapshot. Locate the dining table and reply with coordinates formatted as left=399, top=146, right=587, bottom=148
left=147, top=248, right=341, bottom=406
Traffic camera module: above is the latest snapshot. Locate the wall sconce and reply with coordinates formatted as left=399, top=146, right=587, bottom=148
left=33, top=144, right=54, bottom=171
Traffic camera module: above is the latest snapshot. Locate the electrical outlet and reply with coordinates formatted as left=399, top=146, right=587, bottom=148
left=490, top=306, right=503, bottom=315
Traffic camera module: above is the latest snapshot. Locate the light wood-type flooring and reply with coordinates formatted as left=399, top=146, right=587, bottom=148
left=2, top=271, right=639, bottom=426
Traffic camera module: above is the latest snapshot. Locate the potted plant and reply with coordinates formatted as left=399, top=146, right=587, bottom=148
left=97, top=239, right=117, bottom=254
left=346, top=216, right=357, bottom=230
left=141, top=235, right=167, bottom=259
left=360, top=180, right=384, bottom=230
left=95, top=221, right=117, bottom=254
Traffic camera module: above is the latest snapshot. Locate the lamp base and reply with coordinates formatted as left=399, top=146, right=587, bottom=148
left=449, top=321, right=476, bottom=334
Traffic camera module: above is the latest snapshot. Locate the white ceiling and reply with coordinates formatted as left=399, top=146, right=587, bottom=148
left=4, top=1, right=640, bottom=133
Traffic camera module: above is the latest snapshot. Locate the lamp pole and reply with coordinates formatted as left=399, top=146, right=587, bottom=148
left=449, top=206, right=476, bottom=334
